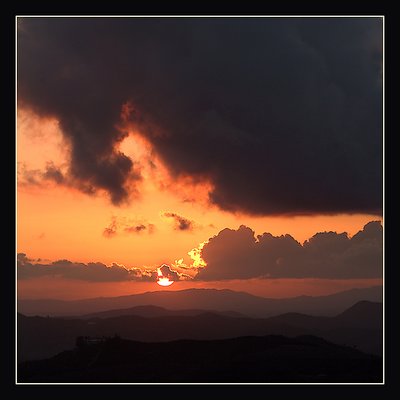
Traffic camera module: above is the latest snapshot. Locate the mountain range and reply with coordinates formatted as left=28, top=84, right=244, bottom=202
left=17, top=300, right=382, bottom=363
left=18, top=286, right=382, bottom=318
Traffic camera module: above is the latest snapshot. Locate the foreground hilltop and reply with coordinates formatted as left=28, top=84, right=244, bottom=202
left=18, top=334, right=382, bottom=383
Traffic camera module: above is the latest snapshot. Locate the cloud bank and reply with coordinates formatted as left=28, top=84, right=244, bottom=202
left=18, top=221, right=382, bottom=282
left=18, top=254, right=142, bottom=282
left=17, top=253, right=194, bottom=283
left=195, top=221, right=383, bottom=280
left=18, top=17, right=382, bottom=215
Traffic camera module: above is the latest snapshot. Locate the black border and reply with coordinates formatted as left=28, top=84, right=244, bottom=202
left=7, top=1, right=395, bottom=398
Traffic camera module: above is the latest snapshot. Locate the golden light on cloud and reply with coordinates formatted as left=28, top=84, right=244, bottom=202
left=172, top=258, right=187, bottom=269
left=188, top=240, right=208, bottom=269
left=156, top=266, right=174, bottom=287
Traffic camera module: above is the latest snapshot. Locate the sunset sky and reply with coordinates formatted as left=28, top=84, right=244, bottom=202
left=17, top=17, right=383, bottom=299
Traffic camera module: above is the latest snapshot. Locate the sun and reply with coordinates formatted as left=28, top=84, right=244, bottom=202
left=157, top=277, right=174, bottom=287
left=156, top=267, right=174, bottom=287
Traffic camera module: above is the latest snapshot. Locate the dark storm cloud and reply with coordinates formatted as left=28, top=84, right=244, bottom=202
left=162, top=212, right=194, bottom=231
left=18, top=17, right=382, bottom=214
left=17, top=253, right=157, bottom=282
left=195, top=221, right=383, bottom=280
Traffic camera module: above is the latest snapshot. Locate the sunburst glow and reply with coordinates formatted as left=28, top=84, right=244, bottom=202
left=156, top=267, right=174, bottom=287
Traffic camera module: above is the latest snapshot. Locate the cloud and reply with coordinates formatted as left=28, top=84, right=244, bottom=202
left=17, top=255, right=135, bottom=282
left=157, top=264, right=181, bottom=281
left=103, top=217, right=118, bottom=238
left=18, top=161, right=97, bottom=195
left=18, top=18, right=382, bottom=215
left=17, top=221, right=382, bottom=282
left=103, top=216, right=156, bottom=238
left=42, top=162, right=65, bottom=184
left=161, top=211, right=195, bottom=231
left=17, top=254, right=185, bottom=282
left=124, top=223, right=155, bottom=234
left=124, top=224, right=145, bottom=233
left=18, top=162, right=64, bottom=186
left=195, top=221, right=383, bottom=280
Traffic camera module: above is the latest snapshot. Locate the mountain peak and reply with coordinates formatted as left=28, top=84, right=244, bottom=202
left=337, top=300, right=382, bottom=318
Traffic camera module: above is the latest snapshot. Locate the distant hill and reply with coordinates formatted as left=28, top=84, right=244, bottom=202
left=267, top=300, right=383, bottom=356
left=336, top=300, right=383, bottom=328
left=17, top=301, right=382, bottom=362
left=18, top=286, right=383, bottom=318
left=17, top=335, right=382, bottom=383
left=80, top=305, right=245, bottom=319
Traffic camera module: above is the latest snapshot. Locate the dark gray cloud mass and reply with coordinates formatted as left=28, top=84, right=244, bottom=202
left=17, top=253, right=137, bottom=281
left=17, top=253, right=158, bottom=282
left=195, top=221, right=383, bottom=280
left=18, top=17, right=382, bottom=214
left=17, top=253, right=190, bottom=282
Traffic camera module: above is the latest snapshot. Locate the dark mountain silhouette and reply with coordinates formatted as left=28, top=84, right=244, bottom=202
left=336, top=300, right=383, bottom=328
left=18, top=335, right=382, bottom=383
left=18, top=286, right=382, bottom=317
left=18, top=301, right=382, bottom=362
left=79, top=305, right=245, bottom=319
left=266, top=300, right=383, bottom=356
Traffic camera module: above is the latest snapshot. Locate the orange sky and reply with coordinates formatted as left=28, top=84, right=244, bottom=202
left=17, top=108, right=382, bottom=298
